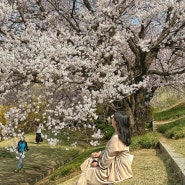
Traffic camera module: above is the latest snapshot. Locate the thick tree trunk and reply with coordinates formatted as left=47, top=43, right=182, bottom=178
left=120, top=88, right=153, bottom=135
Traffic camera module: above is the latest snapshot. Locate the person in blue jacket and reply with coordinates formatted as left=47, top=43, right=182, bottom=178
left=15, top=136, right=29, bottom=172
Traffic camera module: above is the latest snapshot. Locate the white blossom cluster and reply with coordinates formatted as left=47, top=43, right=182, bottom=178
left=90, top=140, right=100, bottom=146
left=91, top=129, right=103, bottom=139
left=71, top=141, right=77, bottom=148
left=47, top=138, right=59, bottom=146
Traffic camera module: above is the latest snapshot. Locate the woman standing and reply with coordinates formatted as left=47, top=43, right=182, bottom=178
left=15, top=136, right=29, bottom=172
left=35, top=123, right=44, bottom=144
left=76, top=111, right=133, bottom=185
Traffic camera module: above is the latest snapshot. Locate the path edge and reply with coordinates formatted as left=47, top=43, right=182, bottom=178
left=159, top=140, right=185, bottom=185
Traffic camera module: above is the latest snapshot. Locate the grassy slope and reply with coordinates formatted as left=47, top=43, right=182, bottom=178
left=0, top=129, right=98, bottom=185
left=154, top=101, right=185, bottom=121
left=153, top=100, right=185, bottom=157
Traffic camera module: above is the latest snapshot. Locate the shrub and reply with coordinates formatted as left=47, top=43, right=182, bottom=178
left=93, top=119, right=114, bottom=140
left=173, top=128, right=185, bottom=139
left=130, top=132, right=159, bottom=151
left=102, top=125, right=114, bottom=140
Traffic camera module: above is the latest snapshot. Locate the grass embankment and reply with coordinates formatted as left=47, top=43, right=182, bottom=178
left=0, top=129, right=97, bottom=185
left=154, top=102, right=185, bottom=157
left=154, top=101, right=185, bottom=140
left=154, top=101, right=185, bottom=122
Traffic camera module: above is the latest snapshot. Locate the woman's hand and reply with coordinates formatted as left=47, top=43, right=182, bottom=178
left=91, top=161, right=99, bottom=167
left=91, top=152, right=100, bottom=158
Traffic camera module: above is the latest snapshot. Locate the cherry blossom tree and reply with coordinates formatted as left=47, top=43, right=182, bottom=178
left=0, top=0, right=185, bottom=139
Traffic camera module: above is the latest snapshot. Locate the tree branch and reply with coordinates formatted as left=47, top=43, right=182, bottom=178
left=83, top=0, right=93, bottom=12
left=150, top=11, right=178, bottom=49
left=16, top=0, right=26, bottom=24
left=149, top=67, right=185, bottom=76
left=36, top=0, right=46, bottom=12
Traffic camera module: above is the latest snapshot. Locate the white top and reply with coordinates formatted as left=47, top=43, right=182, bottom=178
left=36, top=124, right=43, bottom=133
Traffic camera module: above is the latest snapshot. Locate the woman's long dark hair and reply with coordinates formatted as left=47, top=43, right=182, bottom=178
left=113, top=111, right=131, bottom=146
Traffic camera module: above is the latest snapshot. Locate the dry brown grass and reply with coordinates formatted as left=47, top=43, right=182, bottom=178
left=116, top=149, right=181, bottom=185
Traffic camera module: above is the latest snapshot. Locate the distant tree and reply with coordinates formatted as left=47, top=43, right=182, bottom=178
left=0, top=0, right=185, bottom=139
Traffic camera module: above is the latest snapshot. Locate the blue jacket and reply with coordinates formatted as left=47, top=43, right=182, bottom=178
left=18, top=141, right=29, bottom=153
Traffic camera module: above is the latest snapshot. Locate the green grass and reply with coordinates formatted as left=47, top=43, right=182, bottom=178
left=157, top=117, right=185, bottom=139
left=49, top=145, right=105, bottom=181
left=153, top=100, right=185, bottom=139
left=0, top=148, right=15, bottom=158
left=153, top=102, right=185, bottom=121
